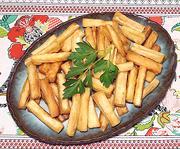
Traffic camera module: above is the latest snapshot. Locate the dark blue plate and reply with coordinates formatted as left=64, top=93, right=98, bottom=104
left=7, top=12, right=177, bottom=145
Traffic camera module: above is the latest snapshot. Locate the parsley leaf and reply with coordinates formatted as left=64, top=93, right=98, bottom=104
left=66, top=66, right=86, bottom=79
left=94, top=60, right=107, bottom=73
left=64, top=42, right=96, bottom=99
left=68, top=42, right=96, bottom=66
left=94, top=59, right=119, bottom=87
left=83, top=69, right=92, bottom=87
left=64, top=41, right=119, bottom=99
left=63, top=79, right=85, bottom=99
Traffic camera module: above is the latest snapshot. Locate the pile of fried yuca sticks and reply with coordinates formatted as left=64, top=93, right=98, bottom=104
left=18, top=11, right=164, bottom=136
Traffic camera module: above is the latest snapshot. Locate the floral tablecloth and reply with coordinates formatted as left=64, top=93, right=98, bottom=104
left=0, top=2, right=179, bottom=149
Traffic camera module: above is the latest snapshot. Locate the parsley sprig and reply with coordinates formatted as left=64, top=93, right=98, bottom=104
left=94, top=59, right=118, bottom=88
left=63, top=42, right=118, bottom=99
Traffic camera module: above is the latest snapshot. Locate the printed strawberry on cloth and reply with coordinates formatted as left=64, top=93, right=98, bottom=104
left=0, top=14, right=179, bottom=138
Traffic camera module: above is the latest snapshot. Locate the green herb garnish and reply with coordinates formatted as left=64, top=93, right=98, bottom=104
left=94, top=59, right=118, bottom=88
left=63, top=42, right=118, bottom=99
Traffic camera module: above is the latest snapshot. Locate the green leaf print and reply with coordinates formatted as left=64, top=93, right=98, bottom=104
left=0, top=26, right=8, bottom=37
left=134, top=115, right=155, bottom=131
left=16, top=128, right=25, bottom=135
left=2, top=15, right=18, bottom=24
left=171, top=23, right=180, bottom=32
left=130, top=129, right=137, bottom=136
left=68, top=16, right=75, bottom=20
left=0, top=20, right=10, bottom=30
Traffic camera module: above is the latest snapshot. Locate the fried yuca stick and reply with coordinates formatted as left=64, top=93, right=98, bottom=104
left=50, top=83, right=60, bottom=110
left=50, top=83, right=59, bottom=98
left=82, top=18, right=112, bottom=27
left=61, top=61, right=71, bottom=75
left=131, top=46, right=164, bottom=63
left=46, top=62, right=61, bottom=82
left=99, top=112, right=108, bottom=132
left=121, top=26, right=146, bottom=44
left=112, top=21, right=130, bottom=45
left=69, top=100, right=72, bottom=108
left=114, top=71, right=128, bottom=107
left=100, top=95, right=114, bottom=131
left=115, top=56, right=127, bottom=107
left=126, top=51, right=162, bottom=74
left=111, top=48, right=118, bottom=65
left=77, top=88, right=90, bottom=131
left=85, top=27, right=96, bottom=49
left=92, top=27, right=97, bottom=48
left=25, top=57, right=32, bottom=66
left=40, top=79, right=59, bottom=117
left=106, top=25, right=126, bottom=57
left=152, top=44, right=161, bottom=52
left=133, top=66, right=147, bottom=107
left=66, top=94, right=81, bottom=136
left=116, top=53, right=126, bottom=64
left=18, top=79, right=30, bottom=109
left=39, top=62, right=61, bottom=82
left=57, top=23, right=79, bottom=46
left=132, top=44, right=165, bottom=63
left=38, top=40, right=60, bottom=54
left=97, top=27, right=105, bottom=57
left=126, top=67, right=138, bottom=103
left=104, top=44, right=115, bottom=61
left=53, top=92, right=60, bottom=108
left=113, top=11, right=145, bottom=32
left=92, top=92, right=120, bottom=127
left=143, top=25, right=152, bottom=39
left=116, top=105, right=129, bottom=116
left=143, top=78, right=159, bottom=98
left=32, top=35, right=57, bottom=55
left=144, top=31, right=158, bottom=49
left=57, top=73, right=71, bottom=114
left=50, top=85, right=61, bottom=117
left=27, top=64, right=41, bottom=99
left=61, top=35, right=72, bottom=52
left=39, top=63, right=50, bottom=74
left=92, top=77, right=114, bottom=97
left=101, top=26, right=112, bottom=42
left=145, top=71, right=156, bottom=82
left=121, top=25, right=145, bottom=39
left=104, top=36, right=111, bottom=49
left=38, top=72, right=46, bottom=79
left=117, top=62, right=134, bottom=72
left=123, top=44, right=130, bottom=52
left=26, top=100, right=63, bottom=133
left=71, top=29, right=84, bottom=51
left=88, top=97, right=100, bottom=128
left=31, top=52, right=71, bottom=65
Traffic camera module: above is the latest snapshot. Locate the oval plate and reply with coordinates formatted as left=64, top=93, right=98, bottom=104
left=7, top=12, right=177, bottom=145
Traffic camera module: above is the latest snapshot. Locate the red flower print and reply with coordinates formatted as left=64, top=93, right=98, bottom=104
left=7, top=27, right=25, bottom=42
left=149, top=17, right=163, bottom=25
left=145, top=127, right=159, bottom=136
left=15, top=15, right=31, bottom=28
left=47, top=17, right=62, bottom=30
left=8, top=43, right=25, bottom=60
left=29, top=15, right=49, bottom=26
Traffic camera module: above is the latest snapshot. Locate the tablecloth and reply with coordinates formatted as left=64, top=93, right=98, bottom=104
left=0, top=1, right=179, bottom=148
